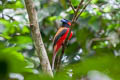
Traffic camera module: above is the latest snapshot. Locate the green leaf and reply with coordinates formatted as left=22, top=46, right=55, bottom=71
left=15, top=1, right=24, bottom=8
left=80, top=12, right=89, bottom=18
left=0, top=19, right=21, bottom=35
left=103, top=5, right=111, bottom=12
left=66, top=52, right=120, bottom=80
left=0, top=34, right=11, bottom=39
left=22, top=26, right=30, bottom=34
left=93, top=8, right=102, bottom=16
left=9, top=35, right=32, bottom=44
left=76, top=27, right=93, bottom=47
left=0, top=46, right=26, bottom=73
left=5, top=1, right=24, bottom=9
left=71, top=0, right=81, bottom=6
left=91, top=0, right=98, bottom=4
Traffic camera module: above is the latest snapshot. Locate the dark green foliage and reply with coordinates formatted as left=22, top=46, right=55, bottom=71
left=0, top=0, right=120, bottom=79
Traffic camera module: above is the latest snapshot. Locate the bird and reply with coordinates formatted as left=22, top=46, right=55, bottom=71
left=52, top=19, right=73, bottom=70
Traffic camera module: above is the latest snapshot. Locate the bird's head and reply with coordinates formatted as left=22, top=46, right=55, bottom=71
left=61, top=19, right=71, bottom=27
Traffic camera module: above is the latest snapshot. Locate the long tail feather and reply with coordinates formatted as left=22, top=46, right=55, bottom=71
left=52, top=52, right=57, bottom=71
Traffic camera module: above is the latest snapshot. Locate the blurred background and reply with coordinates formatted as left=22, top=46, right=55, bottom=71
left=0, top=0, right=120, bottom=80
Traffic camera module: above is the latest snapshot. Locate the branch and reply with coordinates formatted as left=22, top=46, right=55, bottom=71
left=75, top=0, right=91, bottom=21
left=68, top=0, right=75, bottom=13
left=24, top=0, right=53, bottom=76
left=5, top=15, right=15, bottom=21
left=88, top=37, right=110, bottom=51
left=1, top=14, right=15, bottom=21
left=72, top=0, right=84, bottom=22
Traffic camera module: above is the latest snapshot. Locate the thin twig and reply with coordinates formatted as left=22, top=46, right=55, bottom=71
left=5, top=15, right=15, bottom=21
left=75, top=0, right=92, bottom=21
left=88, top=37, right=110, bottom=51
left=68, top=0, right=76, bottom=13
left=1, top=14, right=15, bottom=21
left=72, top=0, right=84, bottom=22
left=74, top=0, right=84, bottom=15
left=2, top=13, right=15, bottom=21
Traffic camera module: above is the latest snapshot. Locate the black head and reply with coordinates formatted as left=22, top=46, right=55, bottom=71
left=61, top=19, right=71, bottom=27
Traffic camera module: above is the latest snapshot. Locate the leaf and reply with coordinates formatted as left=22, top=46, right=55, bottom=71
left=9, top=35, right=32, bottom=44
left=76, top=27, right=94, bottom=47
left=103, top=5, right=111, bottom=13
left=22, top=26, right=30, bottom=34
left=0, top=19, right=21, bottom=35
left=80, top=12, right=89, bottom=18
left=5, top=0, right=24, bottom=9
left=0, top=46, right=26, bottom=73
left=65, top=52, right=120, bottom=80
left=91, top=0, right=98, bottom=4
left=71, top=0, right=81, bottom=7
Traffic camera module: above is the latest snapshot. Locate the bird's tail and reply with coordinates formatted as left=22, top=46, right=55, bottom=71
left=52, top=51, right=57, bottom=71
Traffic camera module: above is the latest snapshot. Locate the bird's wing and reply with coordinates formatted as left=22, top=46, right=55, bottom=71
left=53, top=28, right=67, bottom=47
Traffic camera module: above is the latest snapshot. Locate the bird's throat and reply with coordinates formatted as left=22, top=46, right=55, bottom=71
left=62, top=23, right=70, bottom=28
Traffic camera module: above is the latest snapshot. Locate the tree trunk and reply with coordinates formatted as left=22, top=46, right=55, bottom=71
left=24, top=0, right=53, bottom=76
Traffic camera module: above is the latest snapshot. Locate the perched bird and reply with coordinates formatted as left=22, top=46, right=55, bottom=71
left=52, top=19, right=73, bottom=70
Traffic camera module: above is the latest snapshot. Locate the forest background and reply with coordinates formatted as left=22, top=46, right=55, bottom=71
left=0, top=0, right=120, bottom=80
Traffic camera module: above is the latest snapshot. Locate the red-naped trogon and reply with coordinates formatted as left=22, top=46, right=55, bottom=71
left=52, top=19, right=73, bottom=70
